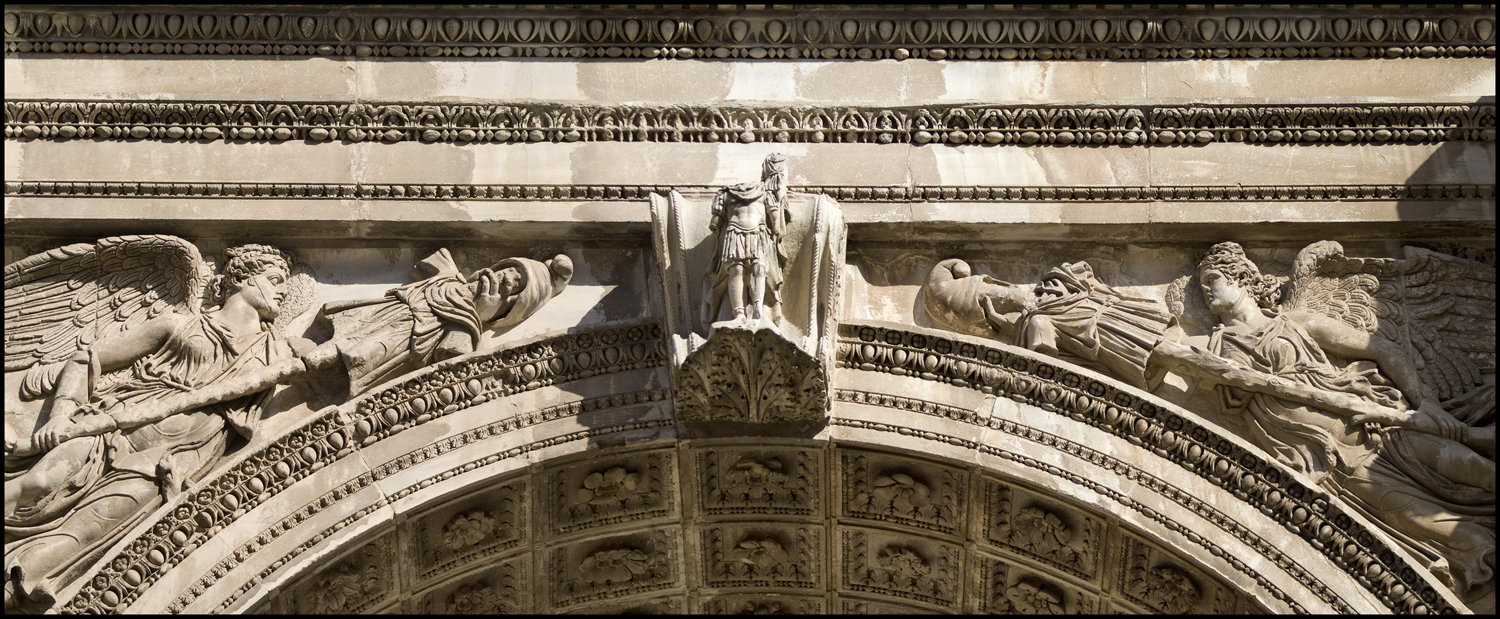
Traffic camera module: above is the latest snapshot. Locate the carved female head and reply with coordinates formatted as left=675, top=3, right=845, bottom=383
left=1196, top=242, right=1280, bottom=315
left=217, top=244, right=293, bottom=320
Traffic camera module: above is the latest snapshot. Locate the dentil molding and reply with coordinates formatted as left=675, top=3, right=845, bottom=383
left=4, top=6, right=1496, bottom=61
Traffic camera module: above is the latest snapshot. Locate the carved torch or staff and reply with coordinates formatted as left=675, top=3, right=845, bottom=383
left=6, top=357, right=311, bottom=458
left=1150, top=340, right=1492, bottom=451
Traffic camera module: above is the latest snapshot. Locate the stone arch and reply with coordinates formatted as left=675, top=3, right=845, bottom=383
left=55, top=321, right=1463, bottom=614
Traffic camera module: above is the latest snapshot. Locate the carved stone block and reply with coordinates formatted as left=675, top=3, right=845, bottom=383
left=695, top=446, right=821, bottom=518
left=409, top=556, right=528, bottom=614
left=546, top=530, right=680, bottom=610
left=406, top=477, right=528, bottom=588
left=700, top=594, right=825, bottom=614
left=675, top=325, right=829, bottom=437
left=839, top=528, right=961, bottom=610
left=839, top=450, right=966, bottom=537
left=545, top=449, right=676, bottom=537
left=285, top=530, right=398, bottom=615
left=975, top=553, right=1099, bottom=614
left=1114, top=534, right=1236, bottom=614
left=700, top=524, right=821, bottom=591
left=978, top=477, right=1103, bottom=584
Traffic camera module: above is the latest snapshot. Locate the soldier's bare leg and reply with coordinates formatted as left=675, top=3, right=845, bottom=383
left=728, top=263, right=746, bottom=320
left=750, top=259, right=767, bottom=321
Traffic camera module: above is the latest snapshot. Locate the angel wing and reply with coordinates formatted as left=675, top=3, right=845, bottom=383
left=1283, top=240, right=1494, bottom=404
left=5, top=235, right=209, bottom=395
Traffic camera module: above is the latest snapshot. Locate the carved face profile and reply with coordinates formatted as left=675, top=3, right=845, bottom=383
left=236, top=267, right=290, bottom=321
left=1197, top=268, right=1244, bottom=318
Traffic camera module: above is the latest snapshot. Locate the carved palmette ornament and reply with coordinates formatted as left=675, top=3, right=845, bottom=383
left=674, top=326, right=827, bottom=433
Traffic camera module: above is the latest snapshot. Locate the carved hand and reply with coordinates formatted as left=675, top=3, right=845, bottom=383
left=33, top=415, right=78, bottom=452
left=1416, top=400, right=1466, bottom=442
left=472, top=269, right=505, bottom=322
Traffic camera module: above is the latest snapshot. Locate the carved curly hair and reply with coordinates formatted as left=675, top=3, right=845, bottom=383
left=1196, top=242, right=1282, bottom=308
left=214, top=244, right=293, bottom=302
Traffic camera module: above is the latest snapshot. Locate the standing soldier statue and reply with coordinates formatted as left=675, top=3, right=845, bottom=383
left=705, top=154, right=791, bottom=325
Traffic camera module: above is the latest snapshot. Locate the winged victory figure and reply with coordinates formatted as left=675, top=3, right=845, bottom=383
left=3, top=237, right=314, bottom=611
left=1153, top=241, right=1495, bottom=602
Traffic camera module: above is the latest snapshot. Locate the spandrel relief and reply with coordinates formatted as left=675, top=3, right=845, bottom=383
left=916, top=240, right=1496, bottom=602
left=2, top=236, right=577, bottom=612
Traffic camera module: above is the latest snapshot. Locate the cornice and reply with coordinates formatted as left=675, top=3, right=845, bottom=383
left=7, top=100, right=1495, bottom=147
left=6, top=180, right=1494, bottom=203
left=4, top=7, right=1495, bottom=61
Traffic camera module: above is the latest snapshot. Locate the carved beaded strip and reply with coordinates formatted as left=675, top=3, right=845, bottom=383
left=834, top=323, right=1453, bottom=614
left=6, top=180, right=1493, bottom=203
left=60, top=322, right=667, bottom=614
left=6, top=101, right=1494, bottom=145
left=4, top=10, right=1495, bottom=60
left=833, top=390, right=1340, bottom=613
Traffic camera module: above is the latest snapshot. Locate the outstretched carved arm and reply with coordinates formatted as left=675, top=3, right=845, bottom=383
left=31, top=314, right=184, bottom=452
left=1289, top=310, right=1467, bottom=441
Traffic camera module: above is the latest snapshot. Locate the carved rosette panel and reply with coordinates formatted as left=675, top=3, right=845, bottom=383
left=1115, top=534, right=1236, bottom=614
left=286, top=531, right=397, bottom=614
left=980, top=478, right=1103, bottom=583
left=701, top=524, right=821, bottom=590
left=701, top=594, right=824, bottom=614
left=675, top=327, right=828, bottom=431
left=547, top=531, right=679, bottom=610
left=408, top=478, right=527, bottom=587
left=410, top=557, right=527, bottom=614
left=547, top=449, right=676, bottom=536
left=840, top=529, right=961, bottom=610
left=839, top=451, right=965, bottom=537
left=697, top=447, right=820, bottom=518
left=976, top=554, right=1099, bottom=614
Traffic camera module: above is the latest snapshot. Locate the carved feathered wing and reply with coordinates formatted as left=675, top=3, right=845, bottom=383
left=4, top=235, right=208, bottom=378
left=1395, top=246, right=1495, bottom=402
left=1283, top=240, right=1495, bottom=403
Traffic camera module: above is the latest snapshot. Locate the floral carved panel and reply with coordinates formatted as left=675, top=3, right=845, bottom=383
left=696, top=446, right=821, bottom=518
left=545, top=449, right=676, bottom=537
left=407, top=477, right=528, bottom=587
left=975, top=554, right=1099, bottom=614
left=839, top=528, right=961, bottom=610
left=546, top=530, right=680, bottom=610
left=409, top=556, right=527, bottom=614
left=839, top=450, right=966, bottom=537
left=285, top=530, right=398, bottom=614
left=701, top=524, right=821, bottom=591
left=978, top=477, right=1103, bottom=584
left=1114, top=533, right=1238, bottom=614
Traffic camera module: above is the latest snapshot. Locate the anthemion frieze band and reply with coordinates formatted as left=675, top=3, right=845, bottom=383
left=5, top=3, right=1494, bottom=616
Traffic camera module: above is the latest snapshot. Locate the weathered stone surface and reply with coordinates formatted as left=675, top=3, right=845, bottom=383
left=5, top=3, right=1493, bottom=615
